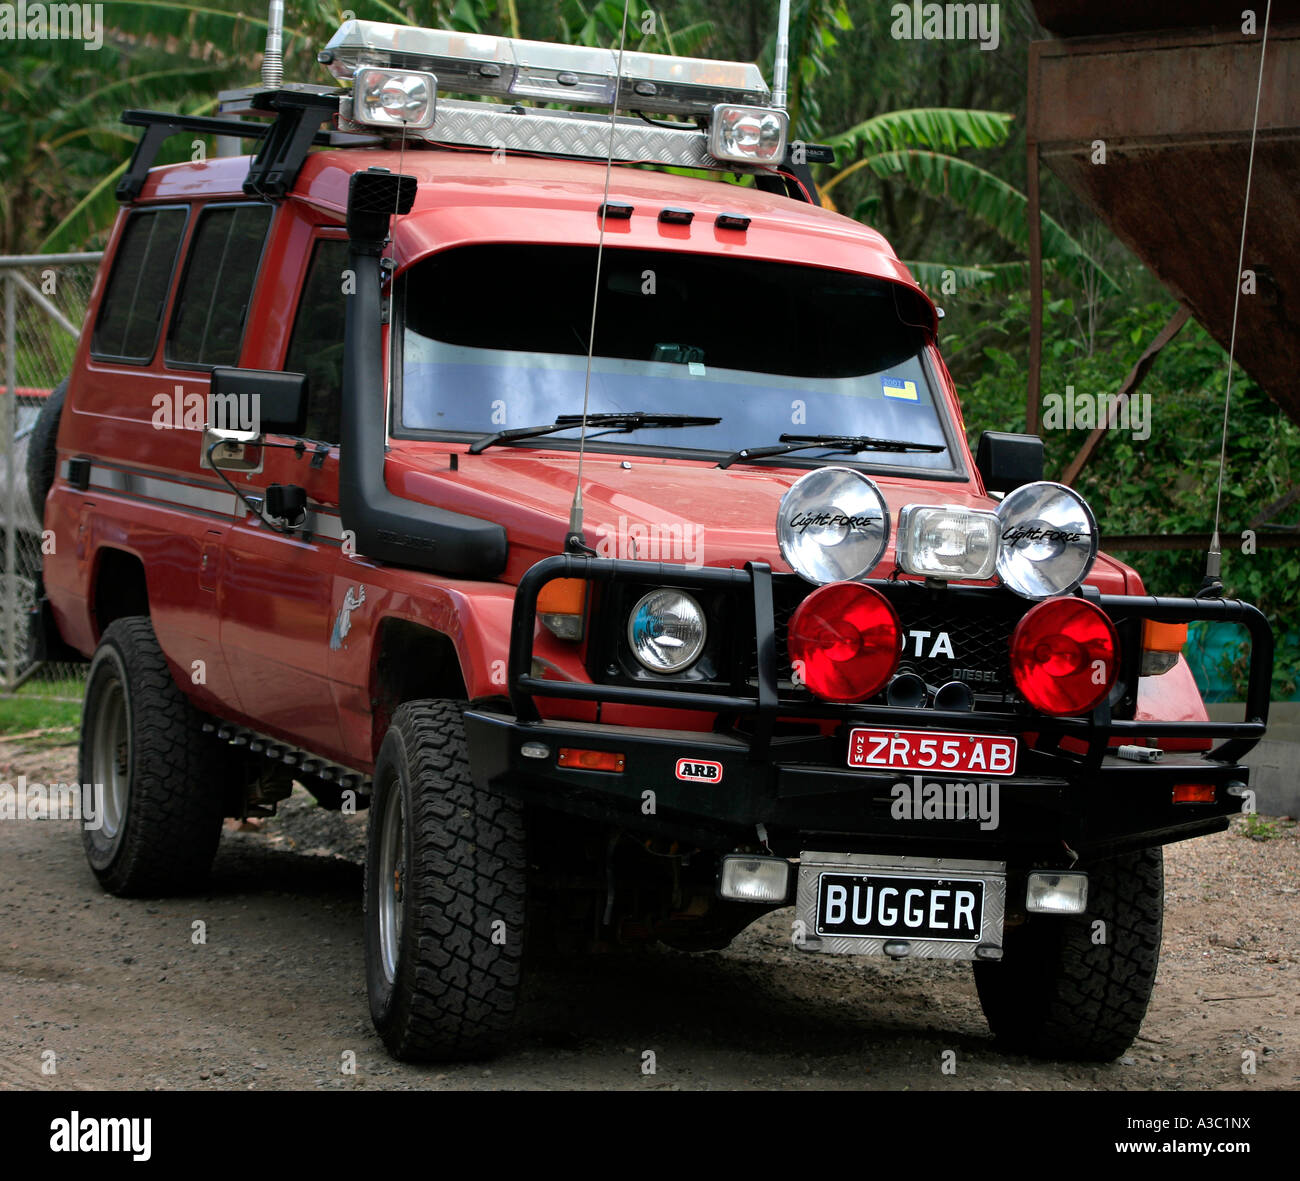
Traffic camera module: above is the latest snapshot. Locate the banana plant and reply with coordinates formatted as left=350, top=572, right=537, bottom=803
left=819, top=106, right=1117, bottom=296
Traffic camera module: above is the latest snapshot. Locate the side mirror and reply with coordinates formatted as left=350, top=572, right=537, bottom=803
left=209, top=367, right=308, bottom=436
left=976, top=431, right=1044, bottom=493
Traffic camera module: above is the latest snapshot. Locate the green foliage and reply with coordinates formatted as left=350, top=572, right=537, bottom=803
left=1237, top=814, right=1294, bottom=840
left=947, top=291, right=1300, bottom=697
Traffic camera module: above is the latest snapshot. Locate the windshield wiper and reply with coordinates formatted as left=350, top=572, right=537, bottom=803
left=468, top=412, right=721, bottom=455
left=717, top=433, right=945, bottom=470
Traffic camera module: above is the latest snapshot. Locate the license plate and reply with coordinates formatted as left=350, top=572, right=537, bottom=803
left=816, top=872, right=983, bottom=941
left=847, top=726, right=1017, bottom=776
left=796, top=853, right=1006, bottom=960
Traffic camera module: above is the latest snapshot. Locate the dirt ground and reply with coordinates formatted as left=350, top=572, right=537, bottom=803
left=1, top=735, right=1296, bottom=1092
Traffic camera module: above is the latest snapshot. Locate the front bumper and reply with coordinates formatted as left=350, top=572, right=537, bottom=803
left=465, top=555, right=1273, bottom=864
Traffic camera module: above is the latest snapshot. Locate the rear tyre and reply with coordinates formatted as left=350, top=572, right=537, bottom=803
left=364, top=700, right=526, bottom=1062
left=79, top=617, right=226, bottom=895
left=973, top=847, right=1164, bottom=1061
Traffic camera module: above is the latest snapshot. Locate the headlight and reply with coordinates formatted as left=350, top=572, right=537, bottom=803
left=776, top=466, right=890, bottom=585
left=353, top=67, right=438, bottom=129
left=709, top=104, right=788, bottom=164
left=896, top=504, right=999, bottom=581
left=995, top=481, right=1098, bottom=600
left=627, top=589, right=706, bottom=673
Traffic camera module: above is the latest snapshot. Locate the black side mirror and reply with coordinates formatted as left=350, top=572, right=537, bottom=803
left=976, top=431, right=1044, bottom=493
left=209, top=367, right=308, bottom=437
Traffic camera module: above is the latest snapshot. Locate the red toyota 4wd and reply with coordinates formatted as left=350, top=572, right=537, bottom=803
left=32, top=20, right=1271, bottom=1063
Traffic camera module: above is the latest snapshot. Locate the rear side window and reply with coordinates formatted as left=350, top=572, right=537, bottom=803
left=167, top=203, right=273, bottom=367
left=91, top=207, right=188, bottom=362
left=283, top=238, right=349, bottom=441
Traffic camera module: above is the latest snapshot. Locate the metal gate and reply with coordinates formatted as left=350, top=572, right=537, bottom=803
left=0, top=252, right=102, bottom=697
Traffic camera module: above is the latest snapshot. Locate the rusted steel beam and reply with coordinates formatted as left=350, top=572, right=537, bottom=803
left=1249, top=485, right=1300, bottom=528
left=1106, top=531, right=1300, bottom=551
left=1058, top=306, right=1191, bottom=486
left=1027, top=23, right=1300, bottom=428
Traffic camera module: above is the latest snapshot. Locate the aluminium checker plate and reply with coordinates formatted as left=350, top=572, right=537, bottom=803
left=339, top=97, right=772, bottom=172
left=795, top=852, right=1007, bottom=962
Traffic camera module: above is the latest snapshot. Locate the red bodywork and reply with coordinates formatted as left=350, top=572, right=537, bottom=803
left=43, top=146, right=1206, bottom=772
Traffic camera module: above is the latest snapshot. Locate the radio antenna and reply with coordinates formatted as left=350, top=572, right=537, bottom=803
left=772, top=0, right=791, bottom=111
left=1203, top=0, right=1271, bottom=596
left=567, top=0, right=633, bottom=554
left=261, top=0, right=284, bottom=87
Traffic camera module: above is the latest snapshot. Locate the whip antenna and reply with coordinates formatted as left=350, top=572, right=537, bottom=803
left=1204, top=0, right=1271, bottom=596
left=772, top=0, right=791, bottom=111
left=261, top=0, right=284, bottom=87
left=568, top=0, right=633, bottom=554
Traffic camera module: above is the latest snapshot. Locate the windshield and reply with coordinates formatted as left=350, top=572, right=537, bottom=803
left=396, top=244, right=955, bottom=471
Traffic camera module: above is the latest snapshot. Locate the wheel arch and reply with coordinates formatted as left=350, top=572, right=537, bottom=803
left=368, top=618, right=469, bottom=757
left=91, top=546, right=150, bottom=641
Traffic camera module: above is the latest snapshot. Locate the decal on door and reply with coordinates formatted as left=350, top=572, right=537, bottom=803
left=330, top=585, right=366, bottom=651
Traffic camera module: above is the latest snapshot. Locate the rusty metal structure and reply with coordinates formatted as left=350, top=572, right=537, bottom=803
left=1026, top=1, right=1300, bottom=469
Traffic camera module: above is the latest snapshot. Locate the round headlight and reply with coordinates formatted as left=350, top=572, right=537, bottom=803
left=996, top=481, right=1099, bottom=600
left=628, top=589, right=706, bottom=673
left=776, top=466, right=890, bottom=585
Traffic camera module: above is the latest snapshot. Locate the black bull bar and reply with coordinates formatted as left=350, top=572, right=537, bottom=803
left=505, top=554, right=1272, bottom=769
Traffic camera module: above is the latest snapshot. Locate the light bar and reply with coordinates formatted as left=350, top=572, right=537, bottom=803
left=320, top=20, right=771, bottom=116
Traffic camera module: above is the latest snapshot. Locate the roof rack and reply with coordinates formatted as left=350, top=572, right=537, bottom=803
left=117, top=85, right=376, bottom=202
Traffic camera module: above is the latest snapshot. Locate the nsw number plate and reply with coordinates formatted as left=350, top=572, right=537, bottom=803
left=847, top=727, right=1017, bottom=776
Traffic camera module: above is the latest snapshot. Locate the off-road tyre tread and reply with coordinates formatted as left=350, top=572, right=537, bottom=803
left=80, top=617, right=225, bottom=896
left=366, top=700, right=525, bottom=1062
left=974, top=847, right=1163, bottom=1061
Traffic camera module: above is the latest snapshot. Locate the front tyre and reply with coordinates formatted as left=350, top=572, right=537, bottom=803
left=80, top=617, right=226, bottom=895
left=973, top=847, right=1164, bottom=1061
left=364, top=700, right=526, bottom=1061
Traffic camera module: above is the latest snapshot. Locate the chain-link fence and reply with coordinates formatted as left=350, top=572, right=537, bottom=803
left=0, top=253, right=101, bottom=700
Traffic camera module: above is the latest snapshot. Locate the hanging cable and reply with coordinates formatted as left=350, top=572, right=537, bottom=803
left=1204, top=0, right=1272, bottom=596
left=568, top=0, right=633, bottom=554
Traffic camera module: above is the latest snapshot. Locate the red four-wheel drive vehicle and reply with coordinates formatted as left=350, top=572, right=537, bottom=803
left=30, top=19, right=1271, bottom=1063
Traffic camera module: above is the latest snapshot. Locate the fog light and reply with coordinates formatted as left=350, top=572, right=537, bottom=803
left=353, top=66, right=438, bottom=129
left=709, top=104, right=787, bottom=164
left=718, top=854, right=791, bottom=903
left=1025, top=871, right=1088, bottom=914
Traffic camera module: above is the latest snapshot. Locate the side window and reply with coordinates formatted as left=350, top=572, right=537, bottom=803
left=91, top=207, right=188, bottom=362
left=284, top=238, right=350, bottom=441
left=167, top=203, right=273, bottom=367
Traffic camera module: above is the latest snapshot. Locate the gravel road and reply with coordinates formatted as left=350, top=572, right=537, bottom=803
left=2, top=736, right=1296, bottom=1092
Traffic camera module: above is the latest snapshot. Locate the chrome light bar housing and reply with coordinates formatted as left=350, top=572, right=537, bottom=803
left=320, top=20, right=771, bottom=117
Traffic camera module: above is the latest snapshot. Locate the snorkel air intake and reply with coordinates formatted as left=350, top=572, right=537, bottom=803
left=340, top=168, right=507, bottom=576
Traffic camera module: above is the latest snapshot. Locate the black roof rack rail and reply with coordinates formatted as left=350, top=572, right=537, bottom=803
left=117, top=86, right=359, bottom=203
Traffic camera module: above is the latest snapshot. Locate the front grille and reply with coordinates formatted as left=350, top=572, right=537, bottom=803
left=750, top=576, right=1028, bottom=710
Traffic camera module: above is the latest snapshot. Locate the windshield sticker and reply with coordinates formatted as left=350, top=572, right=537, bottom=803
left=882, top=376, right=918, bottom=401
